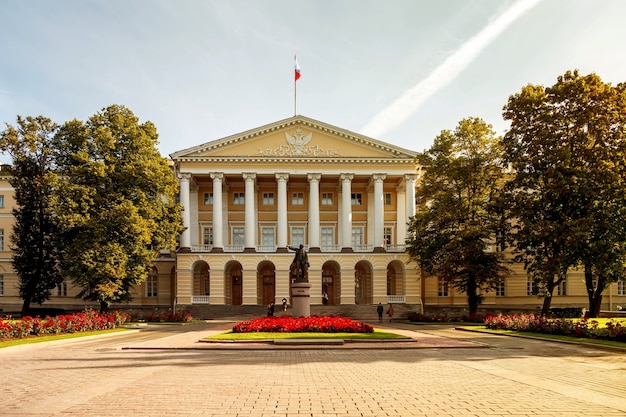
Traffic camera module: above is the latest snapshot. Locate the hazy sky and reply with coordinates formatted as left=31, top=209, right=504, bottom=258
left=1, top=0, right=624, bottom=160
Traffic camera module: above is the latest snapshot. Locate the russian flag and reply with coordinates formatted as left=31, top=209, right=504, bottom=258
left=295, top=56, right=301, bottom=81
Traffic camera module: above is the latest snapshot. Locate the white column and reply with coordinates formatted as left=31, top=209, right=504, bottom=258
left=307, top=173, right=321, bottom=250
left=210, top=172, right=224, bottom=250
left=405, top=174, right=417, bottom=222
left=275, top=173, right=289, bottom=249
left=373, top=173, right=386, bottom=251
left=177, top=172, right=192, bottom=250
left=243, top=173, right=257, bottom=251
left=340, top=173, right=354, bottom=251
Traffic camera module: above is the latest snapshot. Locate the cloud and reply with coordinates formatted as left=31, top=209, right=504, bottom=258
left=360, top=0, right=542, bottom=138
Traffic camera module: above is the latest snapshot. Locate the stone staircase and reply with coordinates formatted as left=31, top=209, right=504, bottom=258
left=185, top=303, right=419, bottom=321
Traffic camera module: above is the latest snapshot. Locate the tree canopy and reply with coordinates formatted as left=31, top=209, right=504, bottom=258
left=502, top=70, right=626, bottom=317
left=52, top=105, right=183, bottom=311
left=406, top=117, right=509, bottom=315
left=0, top=116, right=64, bottom=315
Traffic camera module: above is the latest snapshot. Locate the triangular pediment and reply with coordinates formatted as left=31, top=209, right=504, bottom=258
left=170, top=115, right=417, bottom=161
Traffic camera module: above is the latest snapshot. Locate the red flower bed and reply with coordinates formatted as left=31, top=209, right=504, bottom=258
left=232, top=316, right=374, bottom=333
left=0, top=309, right=131, bottom=340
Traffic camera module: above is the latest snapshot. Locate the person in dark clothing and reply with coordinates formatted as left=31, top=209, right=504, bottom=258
left=267, top=301, right=275, bottom=316
left=377, top=303, right=384, bottom=323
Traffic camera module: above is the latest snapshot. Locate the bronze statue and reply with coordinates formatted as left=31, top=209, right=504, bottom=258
left=289, top=244, right=309, bottom=282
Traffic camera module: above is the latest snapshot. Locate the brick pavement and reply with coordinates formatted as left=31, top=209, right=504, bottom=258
left=0, top=321, right=625, bottom=417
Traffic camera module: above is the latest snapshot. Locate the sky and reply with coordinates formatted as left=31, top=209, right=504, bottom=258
left=1, top=0, right=625, bottom=161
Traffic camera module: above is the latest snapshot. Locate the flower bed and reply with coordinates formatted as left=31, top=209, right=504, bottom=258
left=232, top=316, right=374, bottom=333
left=130, top=311, right=192, bottom=323
left=0, top=309, right=131, bottom=339
left=484, top=314, right=626, bottom=342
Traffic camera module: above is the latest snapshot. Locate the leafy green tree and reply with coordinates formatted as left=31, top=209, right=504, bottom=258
left=0, top=116, right=64, bottom=315
left=53, top=105, right=183, bottom=312
left=406, top=118, right=510, bottom=315
left=503, top=70, right=626, bottom=317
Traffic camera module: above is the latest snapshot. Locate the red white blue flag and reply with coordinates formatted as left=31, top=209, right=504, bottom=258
left=295, top=56, right=301, bottom=81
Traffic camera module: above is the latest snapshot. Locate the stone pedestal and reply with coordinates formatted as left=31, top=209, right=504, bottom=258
left=291, top=281, right=311, bottom=317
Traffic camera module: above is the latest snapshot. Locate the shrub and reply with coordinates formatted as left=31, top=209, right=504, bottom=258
left=483, top=314, right=626, bottom=342
left=0, top=309, right=131, bottom=340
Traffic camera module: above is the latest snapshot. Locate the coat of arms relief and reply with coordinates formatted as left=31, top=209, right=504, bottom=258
left=256, top=127, right=340, bottom=157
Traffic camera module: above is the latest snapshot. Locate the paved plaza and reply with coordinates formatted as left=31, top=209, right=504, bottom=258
left=0, top=321, right=625, bottom=417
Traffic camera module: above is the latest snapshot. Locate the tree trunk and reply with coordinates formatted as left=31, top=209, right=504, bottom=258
left=21, top=298, right=32, bottom=317
left=541, top=294, right=553, bottom=316
left=99, top=301, right=109, bottom=314
left=467, top=275, right=479, bottom=316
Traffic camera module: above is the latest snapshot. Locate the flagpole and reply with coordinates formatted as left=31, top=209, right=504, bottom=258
left=294, top=54, right=297, bottom=116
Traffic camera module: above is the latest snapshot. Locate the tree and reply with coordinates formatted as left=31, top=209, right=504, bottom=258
left=406, top=118, right=510, bottom=315
left=503, top=70, right=626, bottom=317
left=0, top=116, right=64, bottom=315
left=53, top=105, right=183, bottom=312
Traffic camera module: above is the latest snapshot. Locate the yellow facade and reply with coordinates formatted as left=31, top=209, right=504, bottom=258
left=0, top=116, right=624, bottom=316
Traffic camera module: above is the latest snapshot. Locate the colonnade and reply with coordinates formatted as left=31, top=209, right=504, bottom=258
left=177, top=172, right=418, bottom=252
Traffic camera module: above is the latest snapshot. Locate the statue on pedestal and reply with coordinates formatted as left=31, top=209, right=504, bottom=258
left=289, top=244, right=309, bottom=282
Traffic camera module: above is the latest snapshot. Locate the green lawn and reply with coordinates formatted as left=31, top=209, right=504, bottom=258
left=0, top=328, right=131, bottom=349
left=205, top=328, right=410, bottom=341
left=458, top=325, right=626, bottom=349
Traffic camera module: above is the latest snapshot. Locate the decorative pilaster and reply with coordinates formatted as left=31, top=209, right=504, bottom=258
left=210, top=172, right=224, bottom=252
left=307, top=173, right=321, bottom=252
left=275, top=173, right=289, bottom=251
left=340, top=173, right=354, bottom=252
left=373, top=173, right=386, bottom=252
left=243, top=173, right=257, bottom=252
left=177, top=172, right=192, bottom=251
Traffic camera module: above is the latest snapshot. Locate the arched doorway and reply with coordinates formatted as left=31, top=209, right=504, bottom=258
left=387, top=260, right=405, bottom=300
left=355, top=260, right=373, bottom=305
left=257, top=261, right=276, bottom=306
left=321, top=261, right=340, bottom=305
left=192, top=261, right=210, bottom=303
left=225, top=261, right=243, bottom=305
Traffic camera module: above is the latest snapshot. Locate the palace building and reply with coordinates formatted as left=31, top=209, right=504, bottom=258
left=0, top=115, right=624, bottom=317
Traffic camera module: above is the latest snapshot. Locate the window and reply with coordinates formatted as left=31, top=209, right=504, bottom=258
left=262, top=192, right=275, bottom=205
left=292, top=192, right=304, bottom=205
left=496, top=279, right=506, bottom=297
left=557, top=278, right=567, bottom=296
left=203, top=192, right=213, bottom=205
left=202, top=227, right=213, bottom=245
left=384, top=193, right=392, bottom=206
left=438, top=278, right=449, bottom=297
left=232, top=227, right=245, bottom=246
left=351, top=193, right=362, bottom=206
left=54, top=280, right=67, bottom=297
left=262, top=227, right=275, bottom=246
left=351, top=227, right=364, bottom=247
left=147, top=269, right=158, bottom=297
left=233, top=192, right=245, bottom=205
left=526, top=277, right=535, bottom=296
left=321, top=193, right=333, bottom=205
left=291, top=227, right=305, bottom=247
left=321, top=227, right=334, bottom=247
left=0, top=274, right=4, bottom=295
left=618, top=281, right=626, bottom=296
left=384, top=227, right=393, bottom=245
left=0, top=195, right=4, bottom=208
left=0, top=229, right=3, bottom=251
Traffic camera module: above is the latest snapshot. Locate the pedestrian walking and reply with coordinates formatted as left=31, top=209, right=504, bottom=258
left=386, top=304, right=394, bottom=322
left=377, top=303, right=384, bottom=323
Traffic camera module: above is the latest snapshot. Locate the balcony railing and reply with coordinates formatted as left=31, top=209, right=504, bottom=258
left=385, top=244, right=406, bottom=252
left=387, top=295, right=405, bottom=303
left=353, top=245, right=373, bottom=252
left=188, top=243, right=407, bottom=253
left=191, top=244, right=213, bottom=252
left=192, top=295, right=210, bottom=304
